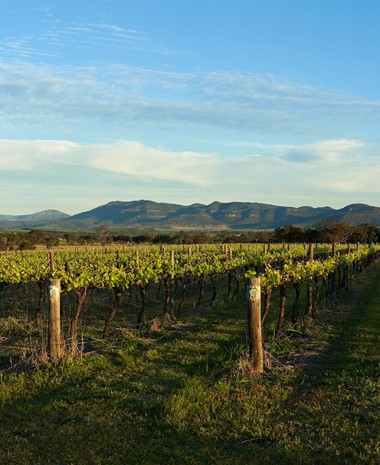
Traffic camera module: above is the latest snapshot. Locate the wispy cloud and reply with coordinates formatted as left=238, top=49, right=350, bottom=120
left=1, top=61, right=380, bottom=144
left=283, top=139, right=365, bottom=165
left=41, top=22, right=147, bottom=53
left=208, top=138, right=380, bottom=204
left=1, top=137, right=380, bottom=213
left=0, top=139, right=217, bottom=186
left=0, top=135, right=380, bottom=204
left=86, top=141, right=217, bottom=186
left=0, top=139, right=76, bottom=170
left=0, top=20, right=168, bottom=64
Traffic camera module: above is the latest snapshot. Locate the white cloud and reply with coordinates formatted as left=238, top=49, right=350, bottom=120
left=209, top=139, right=380, bottom=206
left=0, top=139, right=77, bottom=170
left=85, top=141, right=217, bottom=186
left=0, top=139, right=217, bottom=186
left=1, top=137, right=380, bottom=213
left=283, top=139, right=365, bottom=165
left=1, top=61, right=380, bottom=142
left=315, top=159, right=380, bottom=194
left=0, top=20, right=166, bottom=63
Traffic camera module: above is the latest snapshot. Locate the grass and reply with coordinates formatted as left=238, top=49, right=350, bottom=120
left=0, top=266, right=380, bottom=464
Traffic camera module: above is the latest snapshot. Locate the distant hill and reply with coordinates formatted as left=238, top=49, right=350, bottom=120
left=0, top=210, right=70, bottom=229
left=55, top=200, right=380, bottom=230
left=2, top=201, right=380, bottom=230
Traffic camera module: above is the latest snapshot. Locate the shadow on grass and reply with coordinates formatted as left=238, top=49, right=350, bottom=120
left=1, top=268, right=380, bottom=465
left=260, top=264, right=380, bottom=465
left=0, top=301, right=250, bottom=465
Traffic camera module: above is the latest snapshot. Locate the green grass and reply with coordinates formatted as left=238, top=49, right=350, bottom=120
left=0, top=266, right=380, bottom=464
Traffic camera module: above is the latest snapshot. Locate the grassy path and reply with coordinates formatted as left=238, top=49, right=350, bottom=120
left=0, top=265, right=379, bottom=465
left=273, top=265, right=380, bottom=464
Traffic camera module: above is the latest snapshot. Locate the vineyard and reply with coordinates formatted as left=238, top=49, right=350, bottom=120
left=1, top=243, right=379, bottom=464
left=0, top=242, right=379, bottom=364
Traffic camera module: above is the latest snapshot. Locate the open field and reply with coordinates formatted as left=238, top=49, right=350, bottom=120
left=0, top=257, right=379, bottom=464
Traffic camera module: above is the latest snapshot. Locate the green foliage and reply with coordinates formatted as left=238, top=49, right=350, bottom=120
left=1, top=264, right=380, bottom=464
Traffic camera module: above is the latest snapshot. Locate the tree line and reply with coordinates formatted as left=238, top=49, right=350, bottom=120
left=0, top=221, right=379, bottom=251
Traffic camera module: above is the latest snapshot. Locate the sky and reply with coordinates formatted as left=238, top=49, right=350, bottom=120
left=1, top=0, right=380, bottom=215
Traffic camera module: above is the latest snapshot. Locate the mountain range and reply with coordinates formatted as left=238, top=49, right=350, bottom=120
left=1, top=200, right=380, bottom=231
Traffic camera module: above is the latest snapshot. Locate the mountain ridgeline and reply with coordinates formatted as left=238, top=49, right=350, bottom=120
left=0, top=210, right=70, bottom=229
left=2, top=200, right=380, bottom=230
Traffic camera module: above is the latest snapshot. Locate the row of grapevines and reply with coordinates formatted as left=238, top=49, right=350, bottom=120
left=0, top=244, right=378, bottom=349
left=246, top=244, right=380, bottom=336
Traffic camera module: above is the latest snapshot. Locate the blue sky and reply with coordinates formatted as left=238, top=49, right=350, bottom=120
left=1, top=0, right=380, bottom=215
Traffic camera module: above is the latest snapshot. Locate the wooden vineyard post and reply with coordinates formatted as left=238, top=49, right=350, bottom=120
left=49, top=278, right=62, bottom=360
left=306, top=244, right=314, bottom=318
left=247, top=277, right=264, bottom=374
left=308, top=243, right=314, bottom=262
left=229, top=246, right=233, bottom=261
left=48, top=251, right=62, bottom=360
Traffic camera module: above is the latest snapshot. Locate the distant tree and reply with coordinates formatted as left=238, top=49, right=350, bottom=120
left=316, top=221, right=352, bottom=243
left=6, top=233, right=21, bottom=250
left=28, top=230, right=46, bottom=245
left=0, top=235, right=7, bottom=251
left=304, top=228, right=319, bottom=243
left=350, top=224, right=380, bottom=244
left=19, top=240, right=35, bottom=251
left=132, top=234, right=154, bottom=244
left=152, top=234, right=175, bottom=244
left=177, top=233, right=197, bottom=244
left=95, top=226, right=112, bottom=246
left=362, top=223, right=380, bottom=243
left=45, top=235, right=60, bottom=248
left=63, top=233, right=81, bottom=245
left=254, top=230, right=274, bottom=243
left=191, top=233, right=213, bottom=244
left=274, top=225, right=306, bottom=243
left=112, top=234, right=131, bottom=243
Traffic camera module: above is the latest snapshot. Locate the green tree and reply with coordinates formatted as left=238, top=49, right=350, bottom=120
left=274, top=225, right=306, bottom=243
left=95, top=226, right=112, bottom=246
left=316, top=221, right=352, bottom=243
